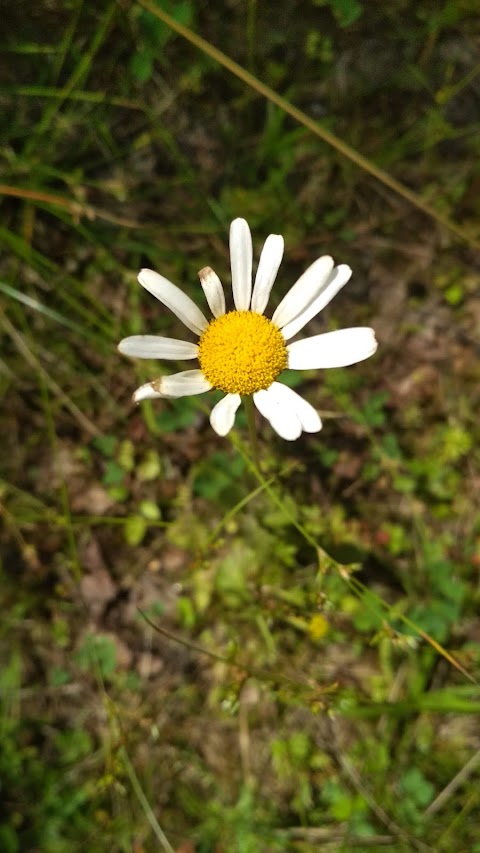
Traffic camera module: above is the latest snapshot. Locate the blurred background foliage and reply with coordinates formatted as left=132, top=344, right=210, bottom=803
left=1, top=0, right=480, bottom=850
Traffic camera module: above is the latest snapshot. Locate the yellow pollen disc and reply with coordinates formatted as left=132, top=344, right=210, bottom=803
left=198, top=310, right=288, bottom=395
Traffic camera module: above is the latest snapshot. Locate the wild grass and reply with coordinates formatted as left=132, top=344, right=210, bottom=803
left=1, top=1, right=480, bottom=851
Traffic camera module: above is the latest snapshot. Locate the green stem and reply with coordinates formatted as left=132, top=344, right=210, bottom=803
left=120, top=747, right=175, bottom=853
left=243, top=395, right=260, bottom=467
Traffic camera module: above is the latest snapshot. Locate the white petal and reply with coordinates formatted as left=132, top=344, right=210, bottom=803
left=251, top=234, right=284, bottom=314
left=287, top=328, right=378, bottom=369
left=253, top=386, right=302, bottom=441
left=280, top=264, right=352, bottom=340
left=210, top=393, right=241, bottom=436
left=198, top=266, right=226, bottom=318
left=272, top=255, right=334, bottom=329
left=118, top=335, right=199, bottom=360
left=138, top=269, right=208, bottom=336
left=230, top=218, right=253, bottom=310
left=155, top=369, right=212, bottom=397
left=264, top=382, right=322, bottom=433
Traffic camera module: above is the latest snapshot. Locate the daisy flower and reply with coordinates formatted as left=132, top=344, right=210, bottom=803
left=118, top=218, right=377, bottom=441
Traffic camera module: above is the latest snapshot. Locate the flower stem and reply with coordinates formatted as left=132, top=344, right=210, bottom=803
left=243, top=395, right=260, bottom=468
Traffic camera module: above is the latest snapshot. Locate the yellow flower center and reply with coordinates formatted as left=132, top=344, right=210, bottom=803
left=198, top=310, right=288, bottom=395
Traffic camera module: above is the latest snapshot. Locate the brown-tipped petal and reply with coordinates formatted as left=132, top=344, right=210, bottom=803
left=199, top=266, right=226, bottom=318
left=151, top=369, right=212, bottom=398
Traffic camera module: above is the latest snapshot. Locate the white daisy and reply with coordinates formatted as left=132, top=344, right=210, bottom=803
left=119, top=218, right=377, bottom=441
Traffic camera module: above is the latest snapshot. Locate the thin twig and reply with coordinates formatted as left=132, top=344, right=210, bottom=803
left=425, top=749, right=480, bottom=817
left=283, top=827, right=395, bottom=845
left=0, top=184, right=145, bottom=229
left=138, top=610, right=321, bottom=695
left=120, top=747, right=176, bottom=853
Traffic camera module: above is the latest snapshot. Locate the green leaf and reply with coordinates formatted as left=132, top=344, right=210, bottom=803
left=139, top=499, right=161, bottom=521
left=49, top=667, right=70, bottom=687
left=137, top=449, right=162, bottom=481
left=331, top=0, right=363, bottom=27
left=124, top=515, right=147, bottom=546
left=107, top=484, right=129, bottom=502
left=314, top=0, right=364, bottom=27
left=129, top=48, right=154, bottom=84
left=399, top=767, right=435, bottom=807
left=138, top=0, right=194, bottom=50
left=74, top=634, right=117, bottom=678
left=117, top=439, right=135, bottom=472
left=102, top=460, right=125, bottom=486
left=214, top=542, right=253, bottom=607
left=177, top=595, right=196, bottom=629
left=92, top=434, right=117, bottom=457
